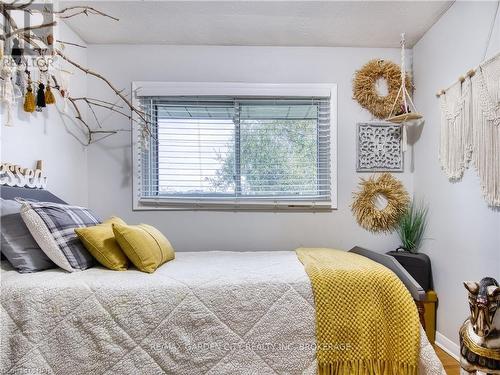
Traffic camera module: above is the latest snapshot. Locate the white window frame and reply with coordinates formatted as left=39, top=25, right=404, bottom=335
left=131, top=82, right=337, bottom=211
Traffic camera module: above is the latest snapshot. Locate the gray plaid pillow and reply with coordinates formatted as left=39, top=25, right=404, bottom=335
left=20, top=201, right=102, bottom=272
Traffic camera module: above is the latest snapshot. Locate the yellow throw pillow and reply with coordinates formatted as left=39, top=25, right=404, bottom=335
left=75, top=216, right=129, bottom=271
left=112, top=223, right=175, bottom=273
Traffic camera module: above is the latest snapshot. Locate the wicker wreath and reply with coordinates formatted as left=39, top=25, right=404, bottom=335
left=351, top=173, right=410, bottom=233
left=353, top=59, right=412, bottom=119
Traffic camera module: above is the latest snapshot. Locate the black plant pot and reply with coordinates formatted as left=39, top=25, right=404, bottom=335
left=386, top=250, right=433, bottom=291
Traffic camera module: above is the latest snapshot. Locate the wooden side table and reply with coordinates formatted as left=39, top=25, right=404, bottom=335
left=415, top=290, right=437, bottom=344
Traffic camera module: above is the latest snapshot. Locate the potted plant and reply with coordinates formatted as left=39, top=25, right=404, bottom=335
left=396, top=199, right=428, bottom=253
left=387, top=200, right=432, bottom=291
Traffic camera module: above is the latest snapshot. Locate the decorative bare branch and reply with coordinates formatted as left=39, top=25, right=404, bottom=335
left=67, top=97, right=97, bottom=144
left=2, top=21, right=56, bottom=40
left=55, top=39, right=86, bottom=48
left=1, top=1, right=150, bottom=145
left=56, top=49, right=151, bottom=129
left=67, top=97, right=120, bottom=144
left=1, top=3, right=43, bottom=49
left=2, top=2, right=118, bottom=21
left=52, top=6, right=119, bottom=21
left=71, top=97, right=128, bottom=129
left=3, top=0, right=35, bottom=11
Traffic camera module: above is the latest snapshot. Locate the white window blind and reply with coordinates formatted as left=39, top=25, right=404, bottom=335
left=136, top=95, right=334, bottom=210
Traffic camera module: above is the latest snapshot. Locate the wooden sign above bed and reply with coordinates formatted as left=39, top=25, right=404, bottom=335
left=0, top=160, right=47, bottom=189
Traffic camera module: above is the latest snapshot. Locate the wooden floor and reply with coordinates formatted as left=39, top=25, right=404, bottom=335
left=434, top=345, right=460, bottom=375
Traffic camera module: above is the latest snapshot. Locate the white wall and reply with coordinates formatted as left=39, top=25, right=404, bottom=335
left=1, top=23, right=89, bottom=206
left=86, top=45, right=413, bottom=253
left=413, top=1, right=500, bottom=352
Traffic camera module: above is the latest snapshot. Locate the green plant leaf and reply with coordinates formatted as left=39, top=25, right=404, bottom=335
left=396, top=199, right=428, bottom=253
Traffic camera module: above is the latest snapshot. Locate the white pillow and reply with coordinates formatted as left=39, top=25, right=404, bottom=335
left=21, top=207, right=75, bottom=272
left=20, top=201, right=101, bottom=272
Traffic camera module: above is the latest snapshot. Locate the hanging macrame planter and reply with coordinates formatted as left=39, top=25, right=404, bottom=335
left=351, top=173, right=410, bottom=233
left=385, top=33, right=423, bottom=124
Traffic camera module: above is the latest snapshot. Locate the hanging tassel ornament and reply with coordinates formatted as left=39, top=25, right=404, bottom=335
left=11, top=39, right=23, bottom=66
left=44, top=81, right=55, bottom=105
left=36, top=82, right=46, bottom=112
left=13, top=62, right=26, bottom=100
left=58, top=70, right=72, bottom=114
left=15, top=68, right=26, bottom=96
left=24, top=79, right=36, bottom=113
left=0, top=64, right=15, bottom=126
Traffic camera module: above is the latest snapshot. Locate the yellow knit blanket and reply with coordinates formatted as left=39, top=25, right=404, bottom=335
left=296, top=248, right=420, bottom=375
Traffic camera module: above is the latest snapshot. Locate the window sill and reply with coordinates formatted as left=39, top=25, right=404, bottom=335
left=134, top=198, right=335, bottom=212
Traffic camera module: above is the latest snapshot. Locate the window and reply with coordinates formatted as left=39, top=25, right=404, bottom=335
left=133, top=83, right=336, bottom=211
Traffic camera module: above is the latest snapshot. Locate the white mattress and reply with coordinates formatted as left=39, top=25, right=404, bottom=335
left=0, top=251, right=445, bottom=374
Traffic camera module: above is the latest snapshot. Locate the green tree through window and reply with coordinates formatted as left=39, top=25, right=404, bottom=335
left=209, top=118, right=318, bottom=197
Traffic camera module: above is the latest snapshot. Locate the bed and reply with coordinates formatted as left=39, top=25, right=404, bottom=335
left=0, top=187, right=445, bottom=374
left=1, top=251, right=444, bottom=375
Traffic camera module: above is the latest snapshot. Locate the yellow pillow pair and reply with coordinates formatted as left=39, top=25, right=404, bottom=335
left=75, top=218, right=175, bottom=273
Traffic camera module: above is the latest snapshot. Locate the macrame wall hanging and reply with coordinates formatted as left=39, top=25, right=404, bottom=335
left=438, top=74, right=473, bottom=180
left=437, top=9, right=500, bottom=207
left=437, top=0, right=500, bottom=207
left=471, top=55, right=500, bottom=206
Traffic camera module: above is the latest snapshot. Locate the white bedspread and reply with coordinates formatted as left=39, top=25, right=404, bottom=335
left=0, top=251, right=445, bottom=375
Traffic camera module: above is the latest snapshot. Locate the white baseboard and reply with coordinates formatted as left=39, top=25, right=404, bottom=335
left=435, top=331, right=460, bottom=361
